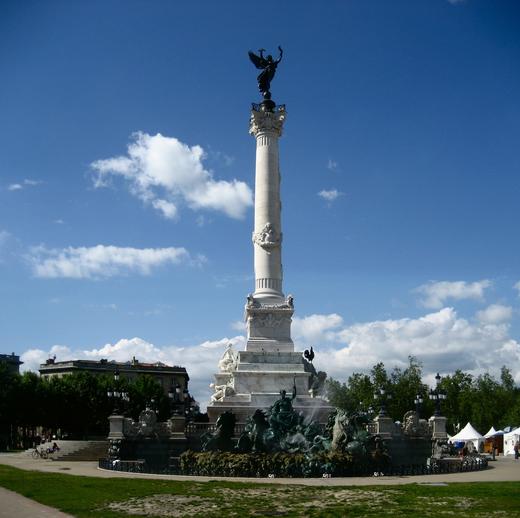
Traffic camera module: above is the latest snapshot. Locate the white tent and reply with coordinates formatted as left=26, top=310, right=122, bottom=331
left=448, top=422, right=483, bottom=450
left=503, top=427, right=520, bottom=456
left=484, top=426, right=504, bottom=438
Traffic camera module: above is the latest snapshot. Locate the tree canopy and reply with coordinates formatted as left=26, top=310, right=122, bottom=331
left=327, top=357, right=520, bottom=434
left=0, top=367, right=170, bottom=450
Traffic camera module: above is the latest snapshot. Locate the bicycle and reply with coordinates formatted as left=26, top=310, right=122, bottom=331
left=31, top=447, right=48, bottom=459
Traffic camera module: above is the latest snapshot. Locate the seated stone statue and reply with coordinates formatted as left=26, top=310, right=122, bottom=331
left=209, top=381, right=235, bottom=402
left=218, top=343, right=238, bottom=373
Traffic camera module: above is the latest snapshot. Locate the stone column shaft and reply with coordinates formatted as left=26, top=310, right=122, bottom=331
left=249, top=107, right=286, bottom=301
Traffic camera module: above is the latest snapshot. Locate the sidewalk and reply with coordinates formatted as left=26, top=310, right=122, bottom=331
left=0, top=486, right=73, bottom=518
left=1, top=452, right=519, bottom=486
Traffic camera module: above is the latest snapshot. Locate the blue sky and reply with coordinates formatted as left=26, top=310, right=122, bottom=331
left=1, top=0, right=519, bottom=406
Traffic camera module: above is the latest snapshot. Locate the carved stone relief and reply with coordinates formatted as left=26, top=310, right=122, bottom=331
left=252, top=222, right=281, bottom=250
left=250, top=312, right=290, bottom=328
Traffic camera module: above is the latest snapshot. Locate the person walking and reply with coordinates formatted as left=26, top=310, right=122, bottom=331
left=514, top=440, right=519, bottom=460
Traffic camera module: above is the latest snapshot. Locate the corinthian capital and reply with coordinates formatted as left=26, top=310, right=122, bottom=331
left=249, top=108, right=286, bottom=138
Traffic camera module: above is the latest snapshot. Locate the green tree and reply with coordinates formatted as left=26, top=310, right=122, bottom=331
left=388, top=357, right=428, bottom=421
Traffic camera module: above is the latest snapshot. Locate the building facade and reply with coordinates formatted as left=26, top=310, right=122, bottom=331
left=39, top=357, right=189, bottom=395
left=0, top=353, right=23, bottom=375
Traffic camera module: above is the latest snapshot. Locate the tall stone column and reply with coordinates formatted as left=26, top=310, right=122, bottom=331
left=249, top=106, right=286, bottom=301
left=246, top=105, right=294, bottom=353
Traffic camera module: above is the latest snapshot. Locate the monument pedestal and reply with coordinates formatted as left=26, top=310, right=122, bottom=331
left=207, top=325, right=333, bottom=423
left=429, top=415, right=448, bottom=440
left=374, top=415, right=395, bottom=439
left=108, top=415, right=125, bottom=440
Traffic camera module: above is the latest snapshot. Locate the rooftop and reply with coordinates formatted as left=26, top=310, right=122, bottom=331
left=0, top=352, right=23, bottom=365
left=39, top=356, right=187, bottom=373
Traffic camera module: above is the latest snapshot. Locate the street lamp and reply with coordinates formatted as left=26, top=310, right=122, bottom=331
left=414, top=394, right=424, bottom=416
left=183, top=388, right=190, bottom=416
left=107, top=369, right=128, bottom=415
left=429, top=372, right=447, bottom=417
left=168, top=383, right=182, bottom=416
left=374, top=388, right=391, bottom=417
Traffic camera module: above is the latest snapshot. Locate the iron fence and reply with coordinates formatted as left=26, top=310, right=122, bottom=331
left=98, top=455, right=488, bottom=478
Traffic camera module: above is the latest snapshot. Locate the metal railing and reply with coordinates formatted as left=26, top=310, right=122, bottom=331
left=185, top=422, right=246, bottom=438
left=251, top=103, right=286, bottom=113
left=98, top=455, right=488, bottom=478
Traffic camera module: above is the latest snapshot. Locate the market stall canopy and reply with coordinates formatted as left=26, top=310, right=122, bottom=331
left=484, top=426, right=504, bottom=438
left=448, top=422, right=483, bottom=444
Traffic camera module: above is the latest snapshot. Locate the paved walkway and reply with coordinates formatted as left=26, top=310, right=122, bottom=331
left=0, top=486, right=73, bottom=518
left=0, top=452, right=519, bottom=486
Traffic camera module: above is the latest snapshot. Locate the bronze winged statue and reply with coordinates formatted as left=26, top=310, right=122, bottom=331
left=248, top=46, right=283, bottom=100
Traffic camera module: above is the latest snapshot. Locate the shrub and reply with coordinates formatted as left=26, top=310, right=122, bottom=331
left=179, top=450, right=383, bottom=478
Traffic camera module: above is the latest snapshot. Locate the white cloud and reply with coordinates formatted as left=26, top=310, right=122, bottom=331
left=414, top=280, right=491, bottom=309
left=476, top=304, right=513, bottom=324
left=28, top=244, right=201, bottom=279
left=91, top=132, right=253, bottom=220
left=20, top=302, right=520, bottom=411
left=152, top=199, right=177, bottom=219
left=7, top=179, right=42, bottom=191
left=292, top=313, right=344, bottom=343
left=21, top=335, right=246, bottom=411
left=318, top=189, right=343, bottom=203
left=309, top=307, right=520, bottom=386
left=327, top=159, right=339, bottom=171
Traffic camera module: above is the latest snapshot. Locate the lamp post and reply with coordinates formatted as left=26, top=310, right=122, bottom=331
left=183, top=388, right=190, bottom=417
left=429, top=372, right=447, bottom=417
left=168, top=383, right=182, bottom=416
left=107, top=369, right=129, bottom=415
left=374, top=388, right=391, bottom=417
left=414, top=394, right=424, bottom=416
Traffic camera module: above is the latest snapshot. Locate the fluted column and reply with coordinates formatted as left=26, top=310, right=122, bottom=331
left=249, top=106, right=286, bottom=302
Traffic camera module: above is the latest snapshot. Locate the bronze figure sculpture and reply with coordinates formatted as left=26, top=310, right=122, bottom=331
left=248, top=46, right=283, bottom=100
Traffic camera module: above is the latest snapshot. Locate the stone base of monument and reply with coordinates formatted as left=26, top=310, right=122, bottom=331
left=207, top=344, right=333, bottom=423
left=108, top=415, right=126, bottom=440
left=373, top=415, right=395, bottom=439
left=386, top=436, right=433, bottom=466
left=429, top=415, right=448, bottom=440
left=107, top=413, right=188, bottom=470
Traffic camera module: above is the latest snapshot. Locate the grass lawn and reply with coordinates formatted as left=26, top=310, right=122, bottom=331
left=0, top=464, right=519, bottom=517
